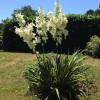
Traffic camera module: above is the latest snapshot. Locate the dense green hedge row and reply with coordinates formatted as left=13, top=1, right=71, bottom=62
left=37, top=15, right=100, bottom=53
left=66, top=15, right=100, bottom=52
left=1, top=14, right=100, bottom=53
left=2, top=19, right=32, bottom=52
left=0, top=23, right=3, bottom=49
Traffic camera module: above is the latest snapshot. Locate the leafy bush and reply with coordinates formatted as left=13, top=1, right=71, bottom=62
left=24, top=52, right=90, bottom=100
left=85, top=35, right=100, bottom=58
left=66, top=14, right=100, bottom=52
left=36, top=14, right=100, bottom=53
left=2, top=18, right=33, bottom=52
left=1, top=13, right=100, bottom=52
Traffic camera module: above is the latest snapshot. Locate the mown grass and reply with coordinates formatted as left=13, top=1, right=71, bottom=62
left=0, top=52, right=37, bottom=100
left=0, top=52, right=100, bottom=100
left=84, top=57, right=100, bottom=100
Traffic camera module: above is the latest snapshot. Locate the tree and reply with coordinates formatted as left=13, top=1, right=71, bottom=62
left=0, top=23, right=3, bottom=35
left=86, top=9, right=95, bottom=15
left=12, top=5, right=38, bottom=21
left=95, top=9, right=100, bottom=15
left=86, top=5, right=100, bottom=16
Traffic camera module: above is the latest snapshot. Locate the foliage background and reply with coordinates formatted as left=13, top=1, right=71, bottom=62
left=0, top=6, right=100, bottom=53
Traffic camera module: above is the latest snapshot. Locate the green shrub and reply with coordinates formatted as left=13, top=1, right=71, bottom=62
left=85, top=35, right=100, bottom=58
left=24, top=52, right=90, bottom=100
left=36, top=14, right=100, bottom=53
left=2, top=19, right=33, bottom=52
left=1, top=14, right=100, bottom=53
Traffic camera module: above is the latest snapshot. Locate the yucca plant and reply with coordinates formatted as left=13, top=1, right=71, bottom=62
left=24, top=51, right=89, bottom=100
left=14, top=0, right=92, bottom=100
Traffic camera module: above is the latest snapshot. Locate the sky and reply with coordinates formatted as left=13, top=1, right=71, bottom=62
left=0, top=0, right=100, bottom=22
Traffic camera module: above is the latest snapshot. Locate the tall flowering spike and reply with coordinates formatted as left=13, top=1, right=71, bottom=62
left=55, top=0, right=61, bottom=14
left=47, top=0, right=68, bottom=44
left=15, top=0, right=68, bottom=50
left=36, top=8, right=48, bottom=43
left=15, top=13, right=37, bottom=50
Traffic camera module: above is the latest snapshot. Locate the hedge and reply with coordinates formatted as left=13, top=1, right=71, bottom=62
left=36, top=14, right=100, bottom=53
left=2, top=14, right=100, bottom=53
left=0, top=23, right=3, bottom=49
left=2, top=19, right=32, bottom=52
left=65, top=14, right=100, bottom=52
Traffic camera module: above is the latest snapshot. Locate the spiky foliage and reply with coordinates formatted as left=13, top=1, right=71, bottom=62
left=24, top=52, right=89, bottom=100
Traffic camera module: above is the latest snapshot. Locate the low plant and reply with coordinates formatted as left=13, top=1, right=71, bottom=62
left=24, top=52, right=90, bottom=100
left=85, top=35, right=100, bottom=58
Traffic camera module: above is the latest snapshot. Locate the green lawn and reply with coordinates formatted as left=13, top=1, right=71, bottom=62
left=0, top=52, right=37, bottom=100
left=0, top=52, right=100, bottom=100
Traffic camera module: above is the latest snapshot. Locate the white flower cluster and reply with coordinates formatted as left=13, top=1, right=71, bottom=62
left=15, top=0, right=68, bottom=50
left=15, top=13, right=25, bottom=26
left=15, top=13, right=36, bottom=49
left=35, top=9, right=48, bottom=43
left=47, top=11, right=68, bottom=44
left=15, top=23, right=33, bottom=41
left=35, top=1, right=68, bottom=44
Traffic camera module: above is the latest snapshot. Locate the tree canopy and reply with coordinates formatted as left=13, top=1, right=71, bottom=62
left=12, top=5, right=38, bottom=17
